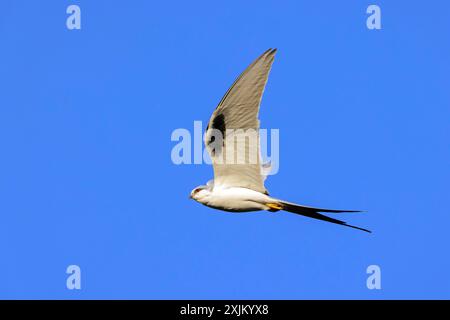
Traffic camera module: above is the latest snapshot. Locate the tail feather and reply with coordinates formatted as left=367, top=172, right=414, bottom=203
left=278, top=200, right=371, bottom=233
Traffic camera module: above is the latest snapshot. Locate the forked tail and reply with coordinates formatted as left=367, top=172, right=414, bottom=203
left=273, top=200, right=371, bottom=233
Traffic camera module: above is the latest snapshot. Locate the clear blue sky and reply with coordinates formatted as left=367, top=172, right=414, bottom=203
left=0, top=0, right=449, bottom=299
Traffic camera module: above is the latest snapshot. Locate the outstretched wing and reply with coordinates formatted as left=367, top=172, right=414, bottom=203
left=204, top=49, right=277, bottom=194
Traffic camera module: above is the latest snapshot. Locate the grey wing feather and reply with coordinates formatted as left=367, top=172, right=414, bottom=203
left=204, top=49, right=277, bottom=193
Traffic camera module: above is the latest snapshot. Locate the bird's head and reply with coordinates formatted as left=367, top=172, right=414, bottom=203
left=189, top=185, right=210, bottom=202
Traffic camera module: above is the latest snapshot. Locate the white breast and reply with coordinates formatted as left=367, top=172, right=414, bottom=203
left=204, top=186, right=272, bottom=212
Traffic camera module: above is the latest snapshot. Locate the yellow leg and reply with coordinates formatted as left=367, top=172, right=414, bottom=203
left=266, top=203, right=283, bottom=211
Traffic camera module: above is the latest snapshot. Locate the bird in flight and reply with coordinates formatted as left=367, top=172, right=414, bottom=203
left=190, top=48, right=370, bottom=233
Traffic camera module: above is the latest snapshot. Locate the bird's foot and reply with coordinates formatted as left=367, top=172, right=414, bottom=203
left=266, top=203, right=283, bottom=211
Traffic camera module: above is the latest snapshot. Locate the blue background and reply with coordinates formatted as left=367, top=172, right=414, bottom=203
left=1, top=0, right=449, bottom=299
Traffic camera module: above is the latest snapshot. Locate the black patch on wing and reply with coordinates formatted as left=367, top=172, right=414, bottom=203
left=207, top=113, right=226, bottom=157
left=212, top=113, right=225, bottom=137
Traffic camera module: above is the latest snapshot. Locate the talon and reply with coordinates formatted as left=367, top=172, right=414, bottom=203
left=266, top=203, right=283, bottom=211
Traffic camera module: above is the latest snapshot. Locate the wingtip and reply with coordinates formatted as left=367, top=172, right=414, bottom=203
left=263, top=48, right=277, bottom=56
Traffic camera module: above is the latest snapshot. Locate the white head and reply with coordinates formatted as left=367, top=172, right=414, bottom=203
left=189, top=185, right=211, bottom=203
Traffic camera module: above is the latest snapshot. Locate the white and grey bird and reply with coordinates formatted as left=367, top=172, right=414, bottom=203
left=190, top=48, right=370, bottom=233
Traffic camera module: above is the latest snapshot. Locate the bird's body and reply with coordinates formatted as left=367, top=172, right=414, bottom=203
left=193, top=185, right=274, bottom=212
left=190, top=48, right=370, bottom=233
